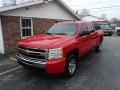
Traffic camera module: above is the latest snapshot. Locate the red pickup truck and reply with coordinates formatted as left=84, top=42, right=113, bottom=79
left=17, top=21, right=104, bottom=77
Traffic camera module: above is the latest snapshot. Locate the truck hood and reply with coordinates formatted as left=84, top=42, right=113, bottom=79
left=18, top=34, right=74, bottom=49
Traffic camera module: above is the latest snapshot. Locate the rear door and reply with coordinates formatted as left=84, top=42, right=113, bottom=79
left=87, top=22, right=98, bottom=48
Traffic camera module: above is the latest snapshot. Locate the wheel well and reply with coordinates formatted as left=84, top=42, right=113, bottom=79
left=100, top=36, right=103, bottom=43
left=67, top=48, right=79, bottom=58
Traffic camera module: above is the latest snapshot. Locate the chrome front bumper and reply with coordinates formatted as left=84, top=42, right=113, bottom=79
left=17, top=55, right=46, bottom=69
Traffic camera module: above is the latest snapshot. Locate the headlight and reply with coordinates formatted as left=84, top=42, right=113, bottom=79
left=48, top=48, right=63, bottom=60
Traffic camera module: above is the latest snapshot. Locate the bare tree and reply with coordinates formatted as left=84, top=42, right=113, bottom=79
left=79, top=9, right=90, bottom=18
left=109, top=18, right=120, bottom=27
left=101, top=14, right=107, bottom=20
left=3, top=0, right=16, bottom=6
left=110, top=18, right=118, bottom=23
left=11, top=0, right=16, bottom=5
left=3, top=0, right=10, bottom=6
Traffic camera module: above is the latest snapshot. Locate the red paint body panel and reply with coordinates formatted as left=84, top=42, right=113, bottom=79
left=18, top=34, right=75, bottom=49
left=46, top=58, right=66, bottom=74
left=17, top=21, right=104, bottom=74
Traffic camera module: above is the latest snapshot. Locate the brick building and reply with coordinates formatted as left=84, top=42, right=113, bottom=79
left=0, top=0, right=80, bottom=54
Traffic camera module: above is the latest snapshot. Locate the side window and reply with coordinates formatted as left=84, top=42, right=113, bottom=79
left=94, top=23, right=101, bottom=30
left=80, top=23, right=89, bottom=34
left=87, top=22, right=95, bottom=32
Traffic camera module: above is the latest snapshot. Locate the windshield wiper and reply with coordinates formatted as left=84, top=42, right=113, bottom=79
left=45, top=33, right=52, bottom=35
left=46, top=33, right=67, bottom=35
left=56, top=33, right=67, bottom=35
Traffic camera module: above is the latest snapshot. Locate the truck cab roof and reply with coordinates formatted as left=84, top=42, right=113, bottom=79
left=57, top=21, right=93, bottom=25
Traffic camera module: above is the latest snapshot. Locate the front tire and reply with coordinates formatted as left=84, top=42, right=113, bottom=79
left=65, top=54, right=77, bottom=77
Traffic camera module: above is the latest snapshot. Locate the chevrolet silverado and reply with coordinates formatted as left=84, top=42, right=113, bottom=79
left=17, top=21, right=104, bottom=77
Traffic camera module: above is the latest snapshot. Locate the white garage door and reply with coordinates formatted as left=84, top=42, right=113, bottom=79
left=0, top=18, right=4, bottom=54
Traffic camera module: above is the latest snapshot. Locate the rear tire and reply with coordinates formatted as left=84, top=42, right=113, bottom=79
left=64, top=54, right=77, bottom=77
left=95, top=43, right=102, bottom=53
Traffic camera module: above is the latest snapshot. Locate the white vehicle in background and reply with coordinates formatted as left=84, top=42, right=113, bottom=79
left=116, top=27, right=120, bottom=36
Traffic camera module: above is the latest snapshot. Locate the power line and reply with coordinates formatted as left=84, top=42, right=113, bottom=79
left=90, top=0, right=120, bottom=6
left=88, top=8, right=120, bottom=13
left=77, top=7, right=120, bottom=13
left=70, top=0, right=120, bottom=7
left=76, top=5, right=120, bottom=11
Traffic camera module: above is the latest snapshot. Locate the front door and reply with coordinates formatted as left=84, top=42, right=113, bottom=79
left=78, top=23, right=91, bottom=56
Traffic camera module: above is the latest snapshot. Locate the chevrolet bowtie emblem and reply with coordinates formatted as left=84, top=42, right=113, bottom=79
left=25, top=50, right=31, bottom=54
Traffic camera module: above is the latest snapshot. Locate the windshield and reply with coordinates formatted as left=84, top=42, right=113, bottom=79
left=100, top=24, right=112, bottom=30
left=46, top=23, right=77, bottom=36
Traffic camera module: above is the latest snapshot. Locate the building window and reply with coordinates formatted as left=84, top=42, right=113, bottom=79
left=20, top=18, right=33, bottom=38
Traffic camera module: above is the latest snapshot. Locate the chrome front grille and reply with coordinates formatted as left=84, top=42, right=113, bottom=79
left=18, top=46, right=47, bottom=61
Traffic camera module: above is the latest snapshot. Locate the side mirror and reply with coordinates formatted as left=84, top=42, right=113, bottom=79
left=43, top=30, right=46, bottom=34
left=80, top=31, right=90, bottom=36
left=95, top=26, right=101, bottom=30
left=90, top=30, right=95, bottom=33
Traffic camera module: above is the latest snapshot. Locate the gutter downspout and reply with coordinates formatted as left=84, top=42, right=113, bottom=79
left=0, top=17, right=5, bottom=54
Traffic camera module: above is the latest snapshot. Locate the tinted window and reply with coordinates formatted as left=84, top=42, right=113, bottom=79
left=100, top=24, right=112, bottom=30
left=87, top=22, right=94, bottom=32
left=80, top=23, right=89, bottom=34
left=47, top=23, right=77, bottom=36
left=94, top=22, right=112, bottom=30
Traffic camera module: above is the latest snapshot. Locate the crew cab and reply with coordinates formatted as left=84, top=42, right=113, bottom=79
left=17, top=21, right=104, bottom=77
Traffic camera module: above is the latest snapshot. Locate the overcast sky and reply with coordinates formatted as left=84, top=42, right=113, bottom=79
left=0, top=0, right=120, bottom=19
left=64, top=0, right=120, bottom=19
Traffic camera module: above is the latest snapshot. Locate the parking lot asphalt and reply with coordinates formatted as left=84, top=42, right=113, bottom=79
left=0, top=36, right=120, bottom=90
